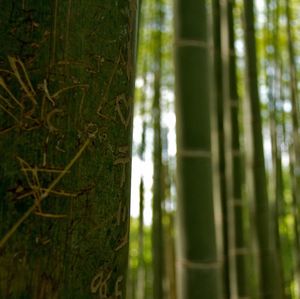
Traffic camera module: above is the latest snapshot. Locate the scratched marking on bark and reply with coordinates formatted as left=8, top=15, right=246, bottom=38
left=114, top=146, right=130, bottom=188
left=0, top=57, right=36, bottom=127
left=114, top=275, right=123, bottom=298
left=90, top=269, right=112, bottom=298
left=97, top=51, right=121, bottom=120
left=16, top=157, right=82, bottom=218
left=0, top=56, right=89, bottom=134
left=90, top=267, right=124, bottom=298
left=0, top=126, right=98, bottom=249
left=115, top=94, right=132, bottom=128
left=114, top=201, right=129, bottom=251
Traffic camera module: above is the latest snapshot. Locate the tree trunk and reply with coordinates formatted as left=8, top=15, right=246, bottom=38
left=0, top=1, right=137, bottom=298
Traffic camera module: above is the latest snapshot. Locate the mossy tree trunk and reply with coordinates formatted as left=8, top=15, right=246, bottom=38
left=0, top=1, right=137, bottom=298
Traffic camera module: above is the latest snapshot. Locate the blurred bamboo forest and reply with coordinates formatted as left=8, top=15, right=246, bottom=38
left=127, top=0, right=300, bottom=298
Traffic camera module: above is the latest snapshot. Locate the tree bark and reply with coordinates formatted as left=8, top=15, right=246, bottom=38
left=0, top=1, right=137, bottom=298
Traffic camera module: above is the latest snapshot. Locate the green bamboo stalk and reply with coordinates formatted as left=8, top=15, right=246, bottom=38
left=220, top=0, right=250, bottom=298
left=263, top=0, right=286, bottom=296
left=174, top=0, right=223, bottom=298
left=212, top=1, right=231, bottom=297
left=242, top=0, right=283, bottom=298
left=136, top=178, right=146, bottom=299
left=277, top=57, right=297, bottom=298
left=0, top=1, right=137, bottom=298
left=151, top=0, right=164, bottom=297
left=285, top=0, right=300, bottom=296
left=164, top=210, right=177, bottom=299
left=289, top=144, right=300, bottom=297
left=284, top=0, right=300, bottom=295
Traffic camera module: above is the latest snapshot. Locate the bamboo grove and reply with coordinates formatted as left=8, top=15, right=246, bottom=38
left=128, top=0, right=300, bottom=299
left=0, top=0, right=300, bottom=298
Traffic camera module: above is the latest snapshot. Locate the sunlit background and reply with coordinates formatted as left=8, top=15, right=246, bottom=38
left=127, top=0, right=300, bottom=298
